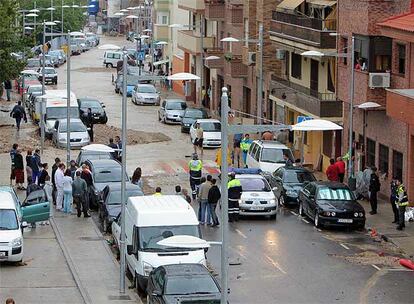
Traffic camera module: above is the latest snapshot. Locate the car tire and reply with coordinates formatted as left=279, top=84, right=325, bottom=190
left=158, top=113, right=161, bottom=121
left=136, top=273, right=146, bottom=295
left=279, top=195, right=285, bottom=207
left=102, top=116, right=108, bottom=124
left=105, top=63, right=110, bottom=68
left=298, top=201, right=304, bottom=216
left=162, top=116, right=166, bottom=124
left=314, top=212, right=322, bottom=228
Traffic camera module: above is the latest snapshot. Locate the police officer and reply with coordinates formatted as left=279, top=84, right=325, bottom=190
left=240, top=134, right=252, bottom=168
left=396, top=180, right=409, bottom=231
left=228, top=172, right=242, bottom=222
left=188, top=153, right=202, bottom=200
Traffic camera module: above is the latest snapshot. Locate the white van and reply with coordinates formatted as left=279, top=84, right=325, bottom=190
left=103, top=51, right=122, bottom=68
left=112, top=195, right=206, bottom=292
left=246, top=140, right=295, bottom=173
left=0, top=192, right=27, bottom=263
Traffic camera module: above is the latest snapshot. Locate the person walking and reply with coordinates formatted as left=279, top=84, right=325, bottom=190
left=14, top=149, right=25, bottom=190
left=240, top=134, right=252, bottom=168
left=38, top=163, right=49, bottom=187
left=369, top=167, right=381, bottom=215
left=228, top=172, right=242, bottom=222
left=83, top=108, right=94, bottom=142
left=10, top=101, right=27, bottom=130
left=208, top=178, right=221, bottom=227
left=25, top=150, right=33, bottom=186
left=131, top=167, right=143, bottom=189
left=193, top=123, right=204, bottom=157
left=326, top=158, right=339, bottom=182
left=396, top=180, right=409, bottom=230
left=115, top=136, right=122, bottom=162
left=62, top=169, right=73, bottom=214
left=188, top=153, right=203, bottom=201
left=233, top=132, right=243, bottom=168
left=198, top=175, right=212, bottom=225
left=335, top=157, right=346, bottom=183
left=4, top=79, right=12, bottom=101
left=30, top=149, right=42, bottom=184
left=72, top=171, right=89, bottom=217
left=55, top=163, right=65, bottom=211
left=80, top=164, right=93, bottom=211
left=51, top=157, right=60, bottom=204
left=9, top=143, right=18, bottom=186
left=390, top=178, right=399, bottom=224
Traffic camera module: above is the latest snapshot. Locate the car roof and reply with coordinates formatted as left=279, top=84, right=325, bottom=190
left=161, top=263, right=210, bottom=276
left=87, top=159, right=121, bottom=168
left=137, top=83, right=155, bottom=87
left=185, top=107, right=206, bottom=112
left=0, top=192, right=16, bottom=209
left=282, top=166, right=313, bottom=173
left=254, top=140, right=289, bottom=149
left=104, top=182, right=141, bottom=192
left=165, top=99, right=185, bottom=103
left=196, top=119, right=220, bottom=123
left=57, top=118, right=84, bottom=124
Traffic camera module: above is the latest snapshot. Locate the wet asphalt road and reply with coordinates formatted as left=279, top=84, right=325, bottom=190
left=57, top=36, right=414, bottom=304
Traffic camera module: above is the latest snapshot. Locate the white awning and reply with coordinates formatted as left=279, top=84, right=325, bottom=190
left=277, top=0, right=304, bottom=11
left=292, top=119, right=342, bottom=131
left=307, top=0, right=337, bottom=8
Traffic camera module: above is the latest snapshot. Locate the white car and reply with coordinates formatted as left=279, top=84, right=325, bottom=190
left=52, top=118, right=90, bottom=149
left=189, top=119, right=221, bottom=148
left=246, top=140, right=294, bottom=173
left=158, top=99, right=187, bottom=124
left=131, top=84, right=160, bottom=105
left=237, top=174, right=278, bottom=219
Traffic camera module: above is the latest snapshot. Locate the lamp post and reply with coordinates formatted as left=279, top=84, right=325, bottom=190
left=257, top=23, right=264, bottom=124
left=66, top=31, right=71, bottom=166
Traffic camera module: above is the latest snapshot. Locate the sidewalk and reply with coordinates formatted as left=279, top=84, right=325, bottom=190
left=50, top=211, right=140, bottom=304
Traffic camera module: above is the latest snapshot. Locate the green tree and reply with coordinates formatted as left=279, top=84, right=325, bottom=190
left=0, top=0, right=26, bottom=85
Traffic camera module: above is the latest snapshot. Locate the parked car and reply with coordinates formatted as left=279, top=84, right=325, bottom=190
left=25, top=58, right=41, bottom=70
left=190, top=119, right=221, bottom=148
left=103, top=50, right=122, bottom=68
left=85, top=159, right=129, bottom=208
left=39, top=54, right=55, bottom=67
left=37, top=67, right=58, bottom=85
left=70, top=42, right=81, bottom=55
left=237, top=172, right=278, bottom=219
left=24, top=84, right=43, bottom=106
left=158, top=99, right=187, bottom=124
left=86, top=32, right=99, bottom=46
left=52, top=118, right=90, bottom=149
left=98, top=183, right=143, bottom=232
left=298, top=181, right=366, bottom=229
left=78, top=97, right=108, bottom=124
left=269, top=166, right=316, bottom=206
left=180, top=108, right=209, bottom=133
left=146, top=264, right=222, bottom=304
left=76, top=149, right=114, bottom=165
left=48, top=50, right=65, bottom=65
left=246, top=140, right=295, bottom=173
left=131, top=84, right=160, bottom=105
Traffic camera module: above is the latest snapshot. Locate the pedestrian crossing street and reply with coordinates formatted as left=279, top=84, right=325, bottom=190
left=140, top=159, right=220, bottom=177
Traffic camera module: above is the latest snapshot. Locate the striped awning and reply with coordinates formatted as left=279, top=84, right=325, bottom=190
left=277, top=0, right=304, bottom=11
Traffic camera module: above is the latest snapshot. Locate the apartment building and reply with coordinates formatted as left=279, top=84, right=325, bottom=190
left=337, top=0, right=412, bottom=197
left=268, top=0, right=341, bottom=170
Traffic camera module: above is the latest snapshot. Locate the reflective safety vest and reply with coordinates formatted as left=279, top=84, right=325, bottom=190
left=228, top=178, right=241, bottom=189
left=240, top=139, right=252, bottom=152
left=397, top=185, right=409, bottom=207
left=188, top=160, right=202, bottom=171
left=153, top=192, right=162, bottom=196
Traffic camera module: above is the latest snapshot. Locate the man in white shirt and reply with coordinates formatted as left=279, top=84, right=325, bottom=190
left=54, top=163, right=65, bottom=211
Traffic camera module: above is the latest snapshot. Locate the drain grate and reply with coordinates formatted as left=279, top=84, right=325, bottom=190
left=78, top=236, right=104, bottom=241
left=108, top=295, right=131, bottom=300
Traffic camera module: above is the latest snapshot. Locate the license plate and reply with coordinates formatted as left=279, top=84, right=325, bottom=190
left=338, top=219, right=353, bottom=223
left=251, top=206, right=264, bottom=211
left=0, top=252, right=6, bottom=257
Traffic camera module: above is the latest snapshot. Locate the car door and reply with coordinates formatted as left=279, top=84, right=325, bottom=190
left=308, top=185, right=319, bottom=218
left=148, top=268, right=165, bottom=304
left=300, top=183, right=313, bottom=216
left=52, top=120, right=59, bottom=144
left=252, top=145, right=262, bottom=168
left=159, top=100, right=166, bottom=119
left=246, top=143, right=257, bottom=168
left=271, top=168, right=284, bottom=198
left=21, top=191, right=50, bottom=223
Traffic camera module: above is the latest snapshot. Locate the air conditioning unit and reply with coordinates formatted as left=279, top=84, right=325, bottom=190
left=276, top=49, right=286, bottom=60
left=247, top=52, right=256, bottom=65
left=369, top=72, right=390, bottom=88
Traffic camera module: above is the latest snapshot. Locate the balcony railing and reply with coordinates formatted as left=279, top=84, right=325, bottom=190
left=272, top=11, right=337, bottom=31
left=205, top=0, right=225, bottom=20
left=227, top=4, right=243, bottom=24
left=177, top=30, right=215, bottom=54
left=271, top=75, right=342, bottom=118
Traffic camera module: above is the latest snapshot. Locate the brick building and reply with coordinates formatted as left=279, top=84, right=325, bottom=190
left=337, top=0, right=412, bottom=197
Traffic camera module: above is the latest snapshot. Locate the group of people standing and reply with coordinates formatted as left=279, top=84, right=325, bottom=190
left=325, top=157, right=346, bottom=183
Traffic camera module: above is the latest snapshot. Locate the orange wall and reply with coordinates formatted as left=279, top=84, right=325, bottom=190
left=172, top=55, right=185, bottom=95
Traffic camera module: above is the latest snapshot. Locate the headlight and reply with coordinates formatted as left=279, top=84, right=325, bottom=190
left=143, top=262, right=153, bottom=276
left=59, top=137, right=66, bottom=142
left=269, top=199, right=276, bottom=204
left=331, top=212, right=336, bottom=217
left=324, top=211, right=331, bottom=216
left=354, top=212, right=359, bottom=217
left=359, top=212, right=364, bottom=217
left=11, top=237, right=22, bottom=248
left=83, top=137, right=90, bottom=141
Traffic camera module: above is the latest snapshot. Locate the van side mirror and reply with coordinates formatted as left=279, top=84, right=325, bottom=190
left=21, top=221, right=28, bottom=229
left=127, top=244, right=134, bottom=255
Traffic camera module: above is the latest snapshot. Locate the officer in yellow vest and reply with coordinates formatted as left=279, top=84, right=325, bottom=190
left=396, top=180, right=409, bottom=230
left=153, top=187, right=162, bottom=196
left=188, top=153, right=203, bottom=200
left=240, top=134, right=252, bottom=168
left=228, top=172, right=242, bottom=222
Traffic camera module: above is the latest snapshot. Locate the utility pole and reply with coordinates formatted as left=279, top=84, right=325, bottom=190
left=66, top=31, right=71, bottom=166
left=257, top=23, right=264, bottom=124
left=348, top=36, right=355, bottom=187
left=41, top=21, right=46, bottom=155
left=61, top=0, right=64, bottom=33
left=200, top=15, right=204, bottom=105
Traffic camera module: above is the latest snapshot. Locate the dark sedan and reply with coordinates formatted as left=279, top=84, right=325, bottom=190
left=98, top=183, right=143, bottom=232
left=147, top=264, right=221, bottom=304
left=181, top=108, right=209, bottom=133
left=270, top=166, right=316, bottom=206
left=298, top=181, right=365, bottom=229
left=78, top=98, right=108, bottom=124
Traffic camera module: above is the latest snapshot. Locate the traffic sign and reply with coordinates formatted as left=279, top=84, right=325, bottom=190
left=297, top=115, right=313, bottom=124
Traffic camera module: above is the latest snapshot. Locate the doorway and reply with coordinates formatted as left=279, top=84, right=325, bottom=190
left=310, top=59, right=319, bottom=98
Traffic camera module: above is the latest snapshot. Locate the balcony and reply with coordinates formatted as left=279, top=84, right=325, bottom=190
left=178, top=0, right=205, bottom=12
left=177, top=30, right=215, bottom=55
left=205, top=48, right=224, bottom=69
left=205, top=0, right=225, bottom=20
left=227, top=3, right=243, bottom=25
left=154, top=24, right=169, bottom=41
left=225, top=55, right=248, bottom=78
left=270, top=11, right=336, bottom=49
left=270, top=75, right=342, bottom=118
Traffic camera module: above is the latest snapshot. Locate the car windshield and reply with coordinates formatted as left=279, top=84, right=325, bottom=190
left=27, top=60, right=40, bottom=67
left=0, top=209, right=18, bottom=230
left=317, top=187, right=354, bottom=201
left=184, top=109, right=205, bottom=119
left=60, top=121, right=86, bottom=133
left=78, top=152, right=111, bottom=164
left=137, top=86, right=156, bottom=93
left=80, top=100, right=101, bottom=108
left=28, top=86, right=42, bottom=93
left=139, top=225, right=200, bottom=251
left=46, top=107, right=79, bottom=119
left=239, top=178, right=271, bottom=192
left=166, top=102, right=186, bottom=110
left=24, top=74, right=38, bottom=81
left=284, top=171, right=316, bottom=183
left=94, top=167, right=124, bottom=183
left=261, top=148, right=294, bottom=163
left=107, top=190, right=142, bottom=205
left=40, top=68, right=56, bottom=74
left=201, top=122, right=221, bottom=132
left=165, top=275, right=220, bottom=295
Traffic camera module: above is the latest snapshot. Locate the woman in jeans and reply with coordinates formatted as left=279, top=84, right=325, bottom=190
left=62, top=169, right=73, bottom=214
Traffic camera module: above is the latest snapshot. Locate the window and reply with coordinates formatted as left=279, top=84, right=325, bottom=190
left=291, top=53, right=302, bottom=79
left=244, top=18, right=249, bottom=47
left=354, top=36, right=369, bottom=68
left=366, top=138, right=376, bottom=167
left=392, top=150, right=403, bottom=181
left=378, top=144, right=389, bottom=174
left=398, top=44, right=406, bottom=74
left=371, top=36, right=392, bottom=72
left=157, top=12, right=169, bottom=25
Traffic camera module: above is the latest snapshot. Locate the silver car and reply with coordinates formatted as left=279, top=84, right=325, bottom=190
left=131, top=84, right=160, bottom=105
left=52, top=118, right=90, bottom=149
left=158, top=99, right=187, bottom=124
